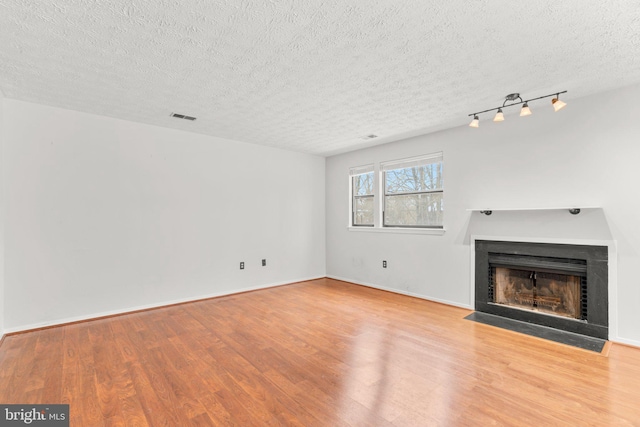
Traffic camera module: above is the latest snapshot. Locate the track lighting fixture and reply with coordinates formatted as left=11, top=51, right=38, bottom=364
left=468, top=91, right=567, bottom=128
left=552, top=94, right=567, bottom=111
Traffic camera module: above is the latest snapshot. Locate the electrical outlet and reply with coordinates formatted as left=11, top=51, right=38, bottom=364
left=262, top=259, right=266, bottom=266
left=383, top=260, right=387, bottom=268
left=240, top=262, right=245, bottom=270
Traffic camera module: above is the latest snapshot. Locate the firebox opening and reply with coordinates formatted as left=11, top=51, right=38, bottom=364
left=488, top=253, right=588, bottom=321
left=490, top=266, right=587, bottom=320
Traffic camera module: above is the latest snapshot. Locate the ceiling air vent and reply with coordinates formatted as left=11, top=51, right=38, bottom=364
left=171, top=113, right=197, bottom=121
left=360, top=134, right=378, bottom=140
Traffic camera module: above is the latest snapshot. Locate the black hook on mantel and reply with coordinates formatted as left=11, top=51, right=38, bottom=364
left=477, top=208, right=581, bottom=215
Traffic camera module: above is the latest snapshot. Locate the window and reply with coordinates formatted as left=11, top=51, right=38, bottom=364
left=381, top=153, right=443, bottom=228
left=350, top=164, right=374, bottom=226
left=348, top=154, right=444, bottom=232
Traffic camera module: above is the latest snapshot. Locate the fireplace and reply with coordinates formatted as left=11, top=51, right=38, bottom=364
left=475, top=241, right=608, bottom=339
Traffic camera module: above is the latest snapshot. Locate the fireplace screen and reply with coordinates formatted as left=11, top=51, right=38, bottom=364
left=492, top=267, right=583, bottom=319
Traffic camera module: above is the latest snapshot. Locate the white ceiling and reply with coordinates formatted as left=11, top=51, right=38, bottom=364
left=1, top=1, right=639, bottom=156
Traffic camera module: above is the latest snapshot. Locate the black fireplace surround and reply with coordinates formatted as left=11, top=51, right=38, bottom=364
left=475, top=240, right=608, bottom=339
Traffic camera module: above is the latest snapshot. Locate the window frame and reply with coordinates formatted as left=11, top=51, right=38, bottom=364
left=381, top=153, right=444, bottom=229
left=349, top=164, right=375, bottom=227
left=347, top=153, right=445, bottom=235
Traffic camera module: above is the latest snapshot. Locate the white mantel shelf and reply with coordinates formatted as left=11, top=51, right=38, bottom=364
left=467, top=206, right=601, bottom=212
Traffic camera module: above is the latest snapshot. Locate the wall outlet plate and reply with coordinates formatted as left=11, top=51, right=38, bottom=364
left=383, top=260, right=387, bottom=268
left=262, top=259, right=266, bottom=266
left=240, top=262, right=245, bottom=270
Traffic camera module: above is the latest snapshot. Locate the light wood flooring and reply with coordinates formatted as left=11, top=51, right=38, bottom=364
left=1, top=278, right=639, bottom=426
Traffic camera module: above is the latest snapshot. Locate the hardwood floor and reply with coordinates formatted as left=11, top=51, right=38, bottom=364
left=1, top=278, right=639, bottom=426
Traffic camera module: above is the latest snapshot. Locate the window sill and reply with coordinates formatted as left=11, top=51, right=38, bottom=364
left=348, top=226, right=446, bottom=235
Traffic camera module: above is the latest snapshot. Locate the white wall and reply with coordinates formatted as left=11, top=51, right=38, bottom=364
left=326, top=83, right=640, bottom=346
left=3, top=100, right=325, bottom=331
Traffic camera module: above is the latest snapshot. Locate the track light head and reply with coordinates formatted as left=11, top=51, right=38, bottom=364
left=493, top=108, right=505, bottom=122
left=552, top=96, right=567, bottom=112
left=469, top=115, right=479, bottom=128
left=520, top=102, right=532, bottom=116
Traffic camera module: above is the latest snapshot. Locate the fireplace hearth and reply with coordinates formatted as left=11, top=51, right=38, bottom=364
left=475, top=241, right=608, bottom=339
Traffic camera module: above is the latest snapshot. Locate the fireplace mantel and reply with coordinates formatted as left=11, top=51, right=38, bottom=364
left=467, top=206, right=600, bottom=216
left=467, top=206, right=600, bottom=211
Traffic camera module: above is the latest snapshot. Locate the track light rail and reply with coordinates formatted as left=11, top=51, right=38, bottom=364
left=468, top=91, right=567, bottom=117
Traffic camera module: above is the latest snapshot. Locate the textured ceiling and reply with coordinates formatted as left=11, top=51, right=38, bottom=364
left=1, top=1, right=640, bottom=156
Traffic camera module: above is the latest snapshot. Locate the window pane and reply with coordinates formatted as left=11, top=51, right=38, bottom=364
left=354, top=172, right=374, bottom=196
left=384, top=192, right=443, bottom=227
left=385, top=163, right=443, bottom=194
left=354, top=196, right=374, bottom=225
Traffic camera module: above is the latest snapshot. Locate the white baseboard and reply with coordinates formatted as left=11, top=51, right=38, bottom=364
left=610, top=336, right=640, bottom=349
left=3, top=276, right=324, bottom=335
left=327, top=275, right=473, bottom=310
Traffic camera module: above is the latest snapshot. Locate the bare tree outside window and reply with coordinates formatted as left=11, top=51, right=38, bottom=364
left=351, top=167, right=374, bottom=226
left=383, top=155, right=443, bottom=228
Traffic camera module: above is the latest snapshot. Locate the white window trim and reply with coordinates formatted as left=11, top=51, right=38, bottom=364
left=380, top=152, right=443, bottom=172
left=347, top=226, right=446, bottom=235
left=349, top=164, right=375, bottom=227
left=346, top=152, right=445, bottom=234
left=381, top=152, right=444, bottom=229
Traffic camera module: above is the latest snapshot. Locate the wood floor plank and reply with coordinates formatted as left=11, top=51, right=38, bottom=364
left=1, top=278, right=640, bottom=426
left=127, top=360, right=184, bottom=427
left=33, top=327, right=65, bottom=403
left=60, top=325, right=86, bottom=426
left=78, top=325, right=106, bottom=427
left=1, top=332, right=40, bottom=402
left=146, top=346, right=208, bottom=420
left=90, top=322, right=125, bottom=421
